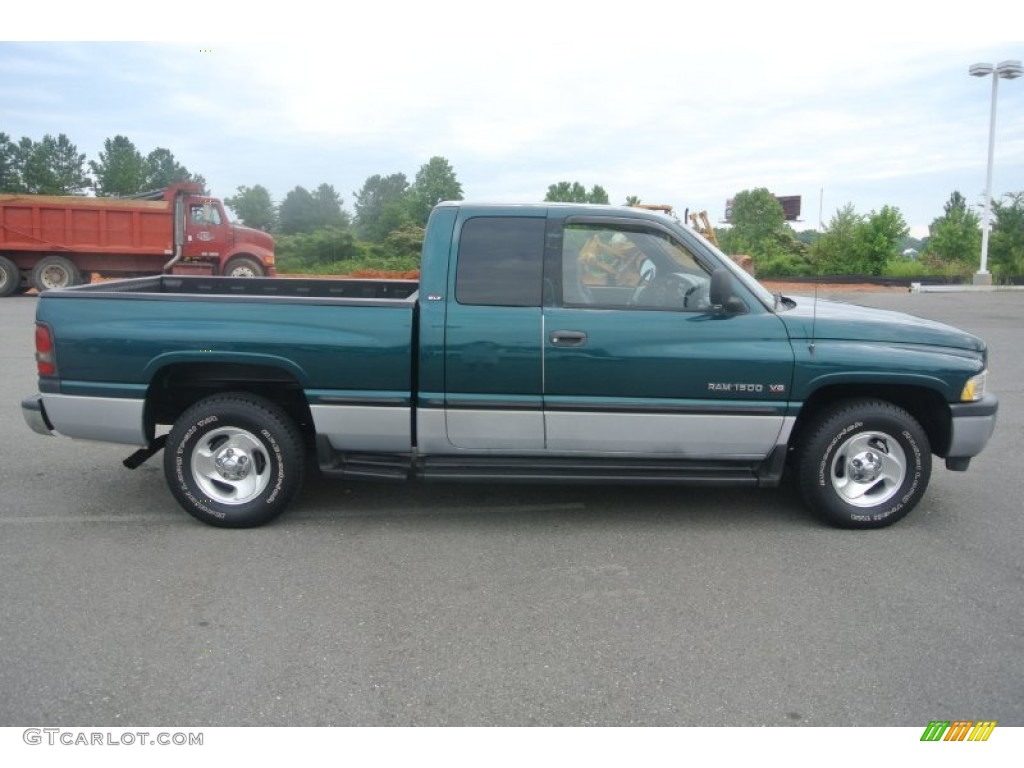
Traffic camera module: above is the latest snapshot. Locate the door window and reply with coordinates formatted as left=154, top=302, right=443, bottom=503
left=562, top=223, right=712, bottom=311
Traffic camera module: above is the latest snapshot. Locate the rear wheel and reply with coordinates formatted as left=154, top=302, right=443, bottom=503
left=32, top=256, right=82, bottom=291
left=163, top=393, right=305, bottom=528
left=223, top=256, right=264, bottom=278
left=797, top=399, right=931, bottom=528
left=0, top=256, right=18, bottom=297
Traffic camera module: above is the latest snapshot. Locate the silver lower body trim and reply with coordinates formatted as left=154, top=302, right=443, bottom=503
left=417, top=407, right=788, bottom=459
left=445, top=409, right=545, bottom=450
left=40, top=394, right=146, bottom=446
left=310, top=404, right=411, bottom=452
left=545, top=411, right=784, bottom=458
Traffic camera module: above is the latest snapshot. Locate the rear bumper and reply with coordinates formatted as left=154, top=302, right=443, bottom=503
left=22, top=394, right=55, bottom=436
left=947, top=393, right=998, bottom=458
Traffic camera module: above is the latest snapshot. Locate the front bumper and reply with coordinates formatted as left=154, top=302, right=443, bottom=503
left=22, top=394, right=55, bottom=436
left=947, top=393, right=998, bottom=459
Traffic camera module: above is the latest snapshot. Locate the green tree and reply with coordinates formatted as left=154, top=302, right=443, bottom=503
left=20, top=138, right=56, bottom=194
left=384, top=224, right=426, bottom=261
left=407, top=156, right=463, bottom=226
left=623, top=195, right=642, bottom=207
left=278, top=186, right=319, bottom=234
left=544, top=181, right=609, bottom=204
left=143, top=148, right=205, bottom=191
left=813, top=203, right=908, bottom=275
left=3, top=134, right=90, bottom=195
left=353, top=173, right=410, bottom=241
left=716, top=188, right=810, bottom=276
left=225, top=184, right=277, bottom=231
left=989, top=191, right=1024, bottom=280
left=925, top=191, right=981, bottom=264
left=859, top=205, right=909, bottom=274
left=377, top=197, right=414, bottom=238
left=312, top=183, right=350, bottom=229
left=275, top=227, right=359, bottom=269
left=726, top=188, right=785, bottom=253
left=812, top=203, right=867, bottom=274
left=0, top=132, right=19, bottom=192
left=793, top=229, right=820, bottom=247
left=588, top=185, right=610, bottom=204
left=46, top=134, right=91, bottom=194
left=90, top=135, right=146, bottom=196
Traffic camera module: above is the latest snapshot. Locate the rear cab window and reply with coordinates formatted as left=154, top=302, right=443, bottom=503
left=455, top=217, right=545, bottom=307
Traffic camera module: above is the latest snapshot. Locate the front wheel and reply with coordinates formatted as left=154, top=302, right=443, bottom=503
left=797, top=399, right=931, bottom=528
left=223, top=256, right=265, bottom=278
left=163, top=393, right=305, bottom=527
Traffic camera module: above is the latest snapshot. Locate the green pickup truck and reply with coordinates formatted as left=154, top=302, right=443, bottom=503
left=22, top=202, right=998, bottom=528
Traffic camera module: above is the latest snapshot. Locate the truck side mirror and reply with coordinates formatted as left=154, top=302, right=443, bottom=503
left=709, top=268, right=748, bottom=315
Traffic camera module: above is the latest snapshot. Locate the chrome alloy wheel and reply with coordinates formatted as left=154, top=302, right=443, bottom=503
left=829, top=430, right=907, bottom=508
left=190, top=426, right=271, bottom=505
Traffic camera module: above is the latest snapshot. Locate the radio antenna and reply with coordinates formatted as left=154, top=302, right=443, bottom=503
left=809, top=280, right=817, bottom=356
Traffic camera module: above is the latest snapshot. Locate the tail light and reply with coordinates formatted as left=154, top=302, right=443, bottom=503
left=35, top=323, right=57, bottom=376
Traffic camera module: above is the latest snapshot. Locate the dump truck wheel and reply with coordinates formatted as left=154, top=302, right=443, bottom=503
left=0, top=256, right=19, bottom=297
left=32, top=256, right=82, bottom=291
left=223, top=257, right=264, bottom=278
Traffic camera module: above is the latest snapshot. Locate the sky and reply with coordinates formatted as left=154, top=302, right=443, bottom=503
left=3, top=4, right=1023, bottom=238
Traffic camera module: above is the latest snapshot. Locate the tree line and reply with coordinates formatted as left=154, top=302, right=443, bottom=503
left=0, top=132, right=204, bottom=196
left=224, top=156, right=466, bottom=272
left=716, top=187, right=1024, bottom=281
left=4, top=130, right=1020, bottom=279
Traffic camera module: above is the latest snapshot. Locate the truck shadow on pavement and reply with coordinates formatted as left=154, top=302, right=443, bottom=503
left=286, top=469, right=816, bottom=530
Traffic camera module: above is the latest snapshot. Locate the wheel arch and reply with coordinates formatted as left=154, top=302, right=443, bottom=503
left=790, top=383, right=952, bottom=459
left=222, top=246, right=273, bottom=270
left=145, top=361, right=315, bottom=443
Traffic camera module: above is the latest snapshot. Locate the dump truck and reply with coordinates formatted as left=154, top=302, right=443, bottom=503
left=0, top=183, right=275, bottom=296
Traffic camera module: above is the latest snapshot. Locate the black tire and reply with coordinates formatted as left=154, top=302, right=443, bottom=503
left=32, top=255, right=82, bottom=291
left=222, top=256, right=264, bottom=278
left=163, top=393, right=305, bottom=528
left=0, top=256, right=18, bottom=298
left=797, top=399, right=931, bottom=529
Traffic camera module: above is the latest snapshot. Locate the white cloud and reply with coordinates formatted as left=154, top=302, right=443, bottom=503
left=2, top=31, right=1022, bottom=234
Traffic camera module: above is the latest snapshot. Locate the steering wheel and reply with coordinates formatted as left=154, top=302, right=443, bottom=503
left=630, top=273, right=704, bottom=309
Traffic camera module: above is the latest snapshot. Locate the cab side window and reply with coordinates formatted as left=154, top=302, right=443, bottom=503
left=189, top=203, right=222, bottom=226
left=456, top=217, right=545, bottom=307
left=562, top=223, right=710, bottom=311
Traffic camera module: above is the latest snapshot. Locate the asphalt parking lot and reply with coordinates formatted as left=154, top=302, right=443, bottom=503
left=0, top=290, right=1021, bottom=726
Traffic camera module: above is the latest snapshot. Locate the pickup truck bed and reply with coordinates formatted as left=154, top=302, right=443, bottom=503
left=71, top=274, right=419, bottom=300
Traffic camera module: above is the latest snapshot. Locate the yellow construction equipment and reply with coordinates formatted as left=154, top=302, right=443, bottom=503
left=627, top=203, right=719, bottom=247
left=687, top=210, right=719, bottom=247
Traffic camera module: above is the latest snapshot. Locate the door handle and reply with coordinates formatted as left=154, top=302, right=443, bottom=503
left=549, top=330, right=588, bottom=347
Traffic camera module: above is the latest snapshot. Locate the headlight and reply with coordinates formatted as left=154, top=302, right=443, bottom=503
left=961, top=370, right=987, bottom=402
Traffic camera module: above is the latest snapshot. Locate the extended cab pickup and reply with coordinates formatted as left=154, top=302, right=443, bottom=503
left=22, top=202, right=998, bottom=528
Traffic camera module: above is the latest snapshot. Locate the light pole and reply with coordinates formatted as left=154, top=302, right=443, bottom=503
left=969, top=59, right=1022, bottom=285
